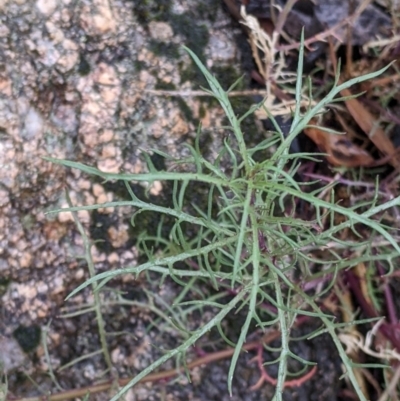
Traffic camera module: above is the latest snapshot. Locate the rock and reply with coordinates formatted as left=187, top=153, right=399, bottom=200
left=0, top=336, right=27, bottom=373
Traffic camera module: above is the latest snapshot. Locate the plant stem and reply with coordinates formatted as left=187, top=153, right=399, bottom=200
left=8, top=332, right=281, bottom=401
left=66, top=192, right=113, bottom=375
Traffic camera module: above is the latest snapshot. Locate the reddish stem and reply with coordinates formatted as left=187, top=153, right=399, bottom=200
left=250, top=342, right=317, bottom=390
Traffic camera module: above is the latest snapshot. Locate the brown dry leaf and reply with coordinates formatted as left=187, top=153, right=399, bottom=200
left=328, top=39, right=400, bottom=168
left=304, top=125, right=375, bottom=167
left=340, top=87, right=400, bottom=168
left=362, top=73, right=400, bottom=91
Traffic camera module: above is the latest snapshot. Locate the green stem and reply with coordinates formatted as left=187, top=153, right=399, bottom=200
left=272, top=273, right=289, bottom=401
left=66, top=192, right=113, bottom=375
left=228, top=201, right=261, bottom=394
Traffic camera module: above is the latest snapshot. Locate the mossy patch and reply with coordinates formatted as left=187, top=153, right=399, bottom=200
left=132, top=0, right=172, bottom=25
left=148, top=40, right=180, bottom=59
left=77, top=53, right=91, bottom=76
left=208, top=65, right=262, bottom=147
left=134, top=59, right=146, bottom=72
left=226, top=93, right=261, bottom=146
left=90, top=150, right=218, bottom=259
left=210, top=65, right=246, bottom=92
left=13, top=325, right=41, bottom=353
left=154, top=80, right=176, bottom=91
left=179, top=61, right=207, bottom=87
left=185, top=64, right=257, bottom=140
left=0, top=277, right=10, bottom=297
left=154, top=79, right=196, bottom=124
left=176, top=97, right=196, bottom=124
left=170, top=14, right=209, bottom=63
left=133, top=0, right=212, bottom=89
left=99, top=179, right=177, bottom=258
left=89, top=210, right=126, bottom=254
left=131, top=0, right=211, bottom=67
left=196, top=0, right=221, bottom=23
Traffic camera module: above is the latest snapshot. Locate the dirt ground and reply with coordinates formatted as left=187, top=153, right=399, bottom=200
left=1, top=1, right=397, bottom=400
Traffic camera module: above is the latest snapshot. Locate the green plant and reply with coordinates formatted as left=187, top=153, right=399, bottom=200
left=46, top=41, right=399, bottom=401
